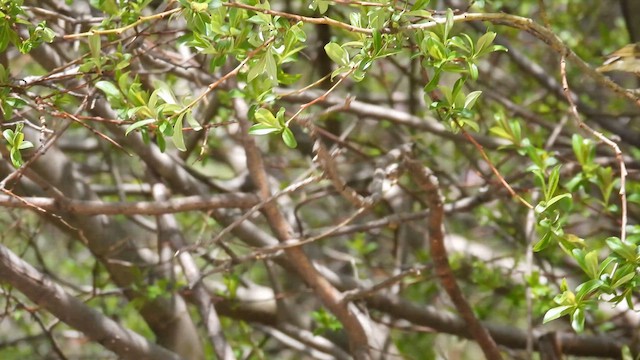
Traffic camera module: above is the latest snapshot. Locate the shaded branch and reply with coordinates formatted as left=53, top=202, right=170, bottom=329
left=0, top=243, right=181, bottom=360
left=0, top=192, right=259, bottom=215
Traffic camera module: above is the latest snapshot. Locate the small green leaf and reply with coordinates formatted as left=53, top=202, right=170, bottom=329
left=476, top=32, right=497, bottom=54
left=316, top=0, right=329, bottom=14
left=88, top=33, right=101, bottom=71
left=606, top=237, right=636, bottom=261
left=423, top=68, right=442, bottom=93
left=10, top=148, right=23, bottom=167
left=2, top=129, right=14, bottom=143
left=125, top=118, right=156, bottom=135
left=407, top=9, right=431, bottom=17
left=185, top=112, right=202, bottom=131
left=281, top=127, right=297, bottom=148
left=155, top=82, right=177, bottom=104
left=443, top=8, right=454, bottom=40
left=411, top=0, right=430, bottom=11
left=265, top=48, right=278, bottom=83
left=248, top=123, right=280, bottom=135
left=468, top=62, right=479, bottom=80
left=543, top=305, right=572, bottom=323
left=533, top=231, right=552, bottom=251
left=425, top=37, right=446, bottom=60
left=464, top=90, right=482, bottom=109
left=17, top=140, right=33, bottom=150
left=544, top=193, right=571, bottom=210
left=575, top=279, right=603, bottom=301
left=324, top=42, right=349, bottom=67
left=95, top=81, right=121, bottom=100
left=571, top=308, right=585, bottom=332
left=254, top=108, right=279, bottom=128
left=247, top=54, right=266, bottom=83
left=584, top=250, right=599, bottom=279
left=611, top=271, right=635, bottom=289
left=173, top=114, right=186, bottom=151
left=372, top=29, right=382, bottom=54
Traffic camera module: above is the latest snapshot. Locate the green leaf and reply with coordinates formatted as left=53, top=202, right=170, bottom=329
left=544, top=193, right=571, bottom=210
left=265, top=48, right=278, bottom=83
left=546, top=165, right=561, bottom=200
left=88, top=34, right=101, bottom=72
left=407, top=9, right=431, bottom=17
left=185, top=112, right=202, bottom=131
left=125, top=118, right=156, bottom=135
left=543, top=305, right=572, bottom=323
left=316, top=0, right=329, bottom=14
left=372, top=29, right=382, bottom=55
left=154, top=82, right=177, bottom=104
left=450, top=35, right=471, bottom=54
left=248, top=123, right=280, bottom=135
left=324, top=42, right=349, bottom=67
left=584, top=250, right=599, bottom=279
left=411, top=0, right=430, bottom=11
left=575, top=279, right=603, bottom=301
left=281, top=127, right=297, bottom=148
left=533, top=231, right=552, bottom=251
left=2, top=129, right=14, bottom=143
left=571, top=307, right=585, bottom=332
left=254, top=108, right=279, bottom=128
left=443, top=8, right=454, bottom=40
left=423, top=68, right=442, bottom=93
left=468, top=62, right=479, bottom=80
left=464, top=90, right=482, bottom=110
left=606, top=237, right=636, bottom=261
left=476, top=32, right=497, bottom=54
left=17, top=140, right=33, bottom=150
left=425, top=37, right=446, bottom=60
left=173, top=114, right=186, bottom=151
left=10, top=148, right=23, bottom=167
left=489, top=126, right=512, bottom=140
left=95, top=80, right=120, bottom=100
left=611, top=271, right=635, bottom=289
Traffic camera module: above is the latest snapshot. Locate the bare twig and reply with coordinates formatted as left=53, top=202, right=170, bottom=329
left=560, top=55, right=628, bottom=243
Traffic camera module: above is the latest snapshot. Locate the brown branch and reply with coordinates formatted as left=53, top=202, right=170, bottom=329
left=232, top=93, right=372, bottom=358
left=0, top=192, right=259, bottom=215
left=457, top=126, right=533, bottom=209
left=279, top=90, right=508, bottom=149
left=402, top=155, right=503, bottom=360
left=0, top=243, right=181, bottom=360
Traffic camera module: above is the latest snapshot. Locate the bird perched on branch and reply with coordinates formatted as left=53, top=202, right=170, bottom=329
left=597, top=43, right=640, bottom=74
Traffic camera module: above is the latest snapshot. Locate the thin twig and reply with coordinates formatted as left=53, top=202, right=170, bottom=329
left=560, top=55, right=628, bottom=242
left=457, top=125, right=533, bottom=209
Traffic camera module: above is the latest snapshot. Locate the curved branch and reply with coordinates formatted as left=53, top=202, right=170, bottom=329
left=232, top=95, right=372, bottom=359
left=403, top=155, right=503, bottom=360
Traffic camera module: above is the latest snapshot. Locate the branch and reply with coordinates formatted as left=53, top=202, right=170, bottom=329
left=152, top=184, right=236, bottom=360
left=232, top=92, right=372, bottom=358
left=402, top=155, right=503, bottom=360
left=0, top=243, right=181, bottom=360
left=0, top=192, right=259, bottom=215
left=560, top=55, right=628, bottom=242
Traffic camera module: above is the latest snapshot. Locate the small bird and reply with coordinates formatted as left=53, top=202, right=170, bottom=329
left=597, top=43, right=640, bottom=74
